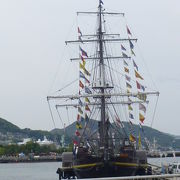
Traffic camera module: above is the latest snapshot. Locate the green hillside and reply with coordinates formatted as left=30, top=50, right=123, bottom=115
left=51, top=120, right=180, bottom=150
left=0, top=118, right=21, bottom=134
left=0, top=117, right=59, bottom=144
left=0, top=117, right=179, bottom=149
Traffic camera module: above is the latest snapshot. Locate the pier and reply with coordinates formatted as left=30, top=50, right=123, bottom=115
left=77, top=174, right=180, bottom=180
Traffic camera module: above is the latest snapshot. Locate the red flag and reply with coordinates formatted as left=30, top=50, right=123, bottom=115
left=85, top=105, right=90, bottom=111
left=79, top=80, right=84, bottom=89
left=77, top=114, right=80, bottom=121
left=78, top=27, right=82, bottom=36
left=115, top=116, right=121, bottom=124
left=136, top=81, right=141, bottom=90
left=75, top=130, right=81, bottom=136
left=73, top=140, right=78, bottom=145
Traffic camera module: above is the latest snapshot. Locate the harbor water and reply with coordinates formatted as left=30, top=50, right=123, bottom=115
left=0, top=162, right=61, bottom=180
left=0, top=157, right=180, bottom=180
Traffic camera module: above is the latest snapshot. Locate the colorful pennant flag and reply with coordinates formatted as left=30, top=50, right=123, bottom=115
left=137, top=93, right=147, bottom=101
left=80, top=116, right=85, bottom=122
left=115, top=116, right=123, bottom=128
left=85, top=86, right=92, bottom=94
left=75, top=130, right=81, bottom=136
left=131, top=49, right=136, bottom=56
left=73, top=140, right=78, bottom=145
left=138, top=132, right=142, bottom=149
left=136, top=81, right=141, bottom=89
left=128, top=104, right=133, bottom=111
left=79, top=80, right=84, bottom=89
left=124, top=67, right=129, bottom=73
left=85, top=97, right=90, bottom=103
left=136, top=81, right=145, bottom=91
left=129, top=40, right=134, bottom=49
left=77, top=114, right=80, bottom=121
left=76, top=122, right=82, bottom=129
left=80, top=54, right=85, bottom=64
left=125, top=75, right=131, bottom=82
left=141, top=85, right=145, bottom=91
left=139, top=103, right=146, bottom=113
left=126, top=82, right=132, bottom=89
left=115, top=116, right=121, bottom=124
left=79, top=62, right=85, bottom=70
left=139, top=113, right=145, bottom=123
left=85, top=113, right=89, bottom=121
left=122, top=52, right=128, bottom=58
left=129, top=112, right=134, bottom=119
left=85, top=77, right=90, bottom=84
left=126, top=26, right=132, bottom=36
left=85, top=105, right=90, bottom=111
left=80, top=71, right=90, bottom=83
left=123, top=60, right=128, bottom=66
left=135, top=70, right=144, bottom=80
left=84, top=68, right=91, bottom=76
left=78, top=99, right=83, bottom=106
left=121, top=44, right=126, bottom=51
left=78, top=27, right=82, bottom=36
left=129, top=134, right=136, bottom=142
left=80, top=71, right=85, bottom=79
left=78, top=107, right=83, bottom=114
left=79, top=46, right=88, bottom=57
left=133, top=60, right=138, bottom=71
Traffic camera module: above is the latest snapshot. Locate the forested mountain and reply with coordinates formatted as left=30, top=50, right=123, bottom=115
left=0, top=117, right=179, bottom=149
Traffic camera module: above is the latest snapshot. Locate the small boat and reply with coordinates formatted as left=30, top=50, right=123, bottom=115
left=47, top=0, right=159, bottom=179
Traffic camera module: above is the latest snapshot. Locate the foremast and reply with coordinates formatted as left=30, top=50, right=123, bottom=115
left=98, top=0, right=109, bottom=161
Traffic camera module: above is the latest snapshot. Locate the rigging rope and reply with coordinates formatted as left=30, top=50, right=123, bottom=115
left=150, top=95, right=159, bottom=128
left=56, top=106, right=64, bottom=127
left=47, top=99, right=56, bottom=128
left=66, top=106, right=71, bottom=126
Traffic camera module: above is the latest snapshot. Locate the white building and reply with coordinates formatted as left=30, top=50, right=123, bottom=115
left=36, top=136, right=54, bottom=146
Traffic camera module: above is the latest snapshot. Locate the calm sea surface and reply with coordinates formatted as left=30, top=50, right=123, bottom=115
left=0, top=157, right=180, bottom=180
left=0, top=162, right=61, bottom=180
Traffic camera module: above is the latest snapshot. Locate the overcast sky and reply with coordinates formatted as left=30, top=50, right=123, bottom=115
left=0, top=0, right=179, bottom=135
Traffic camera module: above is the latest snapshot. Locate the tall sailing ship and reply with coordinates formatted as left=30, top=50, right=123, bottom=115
left=47, top=0, right=159, bottom=179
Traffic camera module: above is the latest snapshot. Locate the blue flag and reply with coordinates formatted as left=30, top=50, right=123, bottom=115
left=129, top=40, right=134, bottom=49
left=129, top=112, right=134, bottom=119
left=85, top=86, right=92, bottom=94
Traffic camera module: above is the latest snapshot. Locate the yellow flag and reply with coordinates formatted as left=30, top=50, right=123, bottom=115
left=135, top=70, right=144, bottom=80
left=79, top=63, right=85, bottom=70
left=127, top=89, right=130, bottom=93
left=129, top=134, right=136, bottom=142
left=139, top=113, right=145, bottom=123
left=128, top=104, right=133, bottom=111
left=85, top=97, right=90, bottom=103
left=137, top=93, right=147, bottom=101
left=138, top=132, right=142, bottom=149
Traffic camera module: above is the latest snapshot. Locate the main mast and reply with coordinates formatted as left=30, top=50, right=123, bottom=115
left=98, top=0, right=109, bottom=161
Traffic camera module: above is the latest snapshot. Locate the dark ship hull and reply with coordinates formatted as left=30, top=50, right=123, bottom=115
left=57, top=148, right=152, bottom=179
left=73, top=161, right=148, bottom=179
